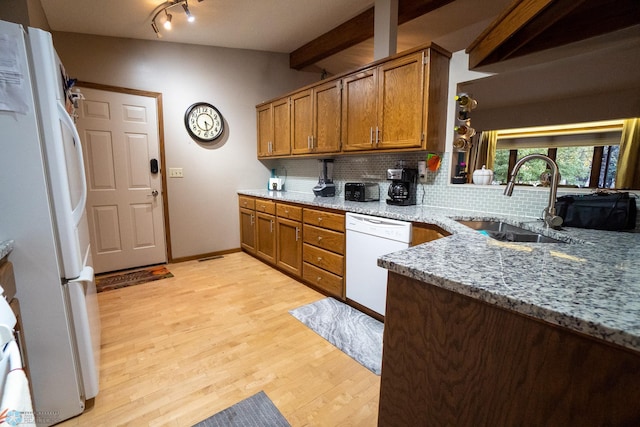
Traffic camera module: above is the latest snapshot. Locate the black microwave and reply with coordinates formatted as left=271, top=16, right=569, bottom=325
left=344, top=182, right=380, bottom=202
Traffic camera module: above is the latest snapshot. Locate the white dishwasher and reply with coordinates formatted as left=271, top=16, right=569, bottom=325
left=345, top=212, right=412, bottom=316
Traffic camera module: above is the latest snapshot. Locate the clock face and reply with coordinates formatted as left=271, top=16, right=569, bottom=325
left=184, top=102, right=224, bottom=142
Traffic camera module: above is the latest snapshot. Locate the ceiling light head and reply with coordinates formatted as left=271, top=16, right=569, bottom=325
left=182, top=3, right=195, bottom=22
left=151, top=21, right=162, bottom=38
left=164, top=11, right=172, bottom=30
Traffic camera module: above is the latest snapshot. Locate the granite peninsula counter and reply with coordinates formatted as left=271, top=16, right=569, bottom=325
left=238, top=189, right=640, bottom=354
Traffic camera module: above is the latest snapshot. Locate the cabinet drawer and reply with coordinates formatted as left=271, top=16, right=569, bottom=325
left=303, top=262, right=344, bottom=299
left=277, top=203, right=302, bottom=221
left=303, top=224, right=344, bottom=255
left=238, top=196, right=255, bottom=210
left=303, top=208, right=344, bottom=232
left=255, top=199, right=276, bottom=215
left=303, top=243, right=344, bottom=276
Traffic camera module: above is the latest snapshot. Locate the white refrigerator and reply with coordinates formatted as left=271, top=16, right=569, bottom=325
left=0, top=20, right=100, bottom=426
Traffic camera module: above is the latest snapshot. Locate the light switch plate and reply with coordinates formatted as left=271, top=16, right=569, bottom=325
left=169, top=168, right=183, bottom=178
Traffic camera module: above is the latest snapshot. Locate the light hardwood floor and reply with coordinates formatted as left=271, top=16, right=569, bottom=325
left=57, top=252, right=380, bottom=426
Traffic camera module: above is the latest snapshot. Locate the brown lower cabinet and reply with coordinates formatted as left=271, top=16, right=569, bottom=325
left=378, top=271, right=640, bottom=426
left=302, top=208, right=345, bottom=299
left=239, top=196, right=257, bottom=254
left=275, top=203, right=303, bottom=277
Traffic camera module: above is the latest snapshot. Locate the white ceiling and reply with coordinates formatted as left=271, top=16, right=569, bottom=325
left=39, top=0, right=513, bottom=75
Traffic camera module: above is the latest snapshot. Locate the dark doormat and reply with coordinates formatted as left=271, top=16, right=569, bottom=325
left=193, top=391, right=290, bottom=427
left=96, top=265, right=173, bottom=293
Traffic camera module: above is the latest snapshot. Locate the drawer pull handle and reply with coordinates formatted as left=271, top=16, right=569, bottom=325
left=316, top=276, right=322, bottom=282
left=317, top=257, right=322, bottom=262
left=318, top=217, right=323, bottom=222
left=317, top=236, right=323, bottom=241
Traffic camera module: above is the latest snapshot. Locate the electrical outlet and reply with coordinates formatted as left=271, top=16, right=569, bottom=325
left=169, top=168, right=183, bottom=178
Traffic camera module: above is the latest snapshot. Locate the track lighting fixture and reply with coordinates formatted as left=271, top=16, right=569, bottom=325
left=150, top=0, right=198, bottom=38
left=151, top=21, right=162, bottom=38
left=182, top=3, right=195, bottom=22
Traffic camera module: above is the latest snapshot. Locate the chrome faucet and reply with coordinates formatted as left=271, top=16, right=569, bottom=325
left=504, top=154, right=563, bottom=229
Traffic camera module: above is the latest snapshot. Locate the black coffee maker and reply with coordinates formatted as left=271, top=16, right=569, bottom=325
left=386, top=165, right=418, bottom=206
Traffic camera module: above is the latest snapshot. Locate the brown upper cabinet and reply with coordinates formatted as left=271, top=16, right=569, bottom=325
left=257, top=43, right=451, bottom=159
left=343, top=51, right=428, bottom=152
left=290, top=80, right=342, bottom=155
left=257, top=97, right=290, bottom=157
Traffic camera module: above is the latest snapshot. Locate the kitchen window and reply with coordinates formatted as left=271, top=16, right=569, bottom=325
left=485, top=120, right=628, bottom=188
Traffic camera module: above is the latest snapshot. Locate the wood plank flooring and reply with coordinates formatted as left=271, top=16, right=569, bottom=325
left=57, top=252, right=380, bottom=426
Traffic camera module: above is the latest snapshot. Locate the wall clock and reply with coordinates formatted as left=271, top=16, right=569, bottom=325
left=184, top=102, right=224, bottom=142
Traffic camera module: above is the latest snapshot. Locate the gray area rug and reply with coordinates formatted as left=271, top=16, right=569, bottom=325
left=289, top=297, right=383, bottom=375
left=193, top=391, right=290, bottom=427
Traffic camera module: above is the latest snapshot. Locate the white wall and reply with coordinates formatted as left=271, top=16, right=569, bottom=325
left=51, top=32, right=320, bottom=259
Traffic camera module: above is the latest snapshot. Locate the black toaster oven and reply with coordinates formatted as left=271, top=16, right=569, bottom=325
left=344, top=182, right=380, bottom=202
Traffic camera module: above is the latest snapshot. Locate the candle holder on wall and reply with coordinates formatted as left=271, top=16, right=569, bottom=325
left=453, top=93, right=477, bottom=151
left=451, top=93, right=477, bottom=184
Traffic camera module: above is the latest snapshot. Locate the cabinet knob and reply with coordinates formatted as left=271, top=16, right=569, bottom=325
left=317, top=257, right=322, bottom=262
left=317, top=236, right=323, bottom=241
left=318, top=217, right=323, bottom=222
left=316, top=276, right=322, bottom=282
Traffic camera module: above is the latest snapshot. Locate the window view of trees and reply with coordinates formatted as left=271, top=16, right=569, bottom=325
left=494, top=145, right=620, bottom=188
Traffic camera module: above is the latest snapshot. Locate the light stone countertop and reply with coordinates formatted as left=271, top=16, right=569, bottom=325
left=0, top=240, right=13, bottom=261
left=238, top=190, right=640, bottom=353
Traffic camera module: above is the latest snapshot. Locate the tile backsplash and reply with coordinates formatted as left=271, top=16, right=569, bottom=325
left=269, top=152, right=639, bottom=226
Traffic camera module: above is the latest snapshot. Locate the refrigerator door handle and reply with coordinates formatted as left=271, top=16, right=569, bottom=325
left=66, top=265, right=100, bottom=399
left=57, top=102, right=88, bottom=224
left=69, top=265, right=93, bottom=293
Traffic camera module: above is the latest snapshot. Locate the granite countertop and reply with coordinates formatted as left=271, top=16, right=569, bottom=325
left=0, top=240, right=14, bottom=260
left=238, top=190, right=640, bottom=353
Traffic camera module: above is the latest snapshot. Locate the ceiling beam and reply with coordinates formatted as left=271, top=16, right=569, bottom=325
left=466, top=0, right=640, bottom=70
left=289, top=0, right=454, bottom=70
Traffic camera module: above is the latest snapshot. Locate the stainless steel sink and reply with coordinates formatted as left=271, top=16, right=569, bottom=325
left=457, top=220, right=564, bottom=243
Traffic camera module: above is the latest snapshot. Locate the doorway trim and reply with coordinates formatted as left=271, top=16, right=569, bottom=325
left=77, top=81, right=173, bottom=263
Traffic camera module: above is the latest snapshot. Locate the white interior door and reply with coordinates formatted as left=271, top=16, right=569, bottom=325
left=76, top=87, right=167, bottom=273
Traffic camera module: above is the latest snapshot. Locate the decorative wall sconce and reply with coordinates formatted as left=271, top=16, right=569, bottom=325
left=151, top=0, right=200, bottom=38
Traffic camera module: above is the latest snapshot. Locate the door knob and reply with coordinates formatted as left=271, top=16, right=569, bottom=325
left=151, top=190, right=159, bottom=197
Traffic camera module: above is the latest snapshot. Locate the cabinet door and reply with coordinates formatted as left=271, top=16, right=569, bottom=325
left=257, top=104, right=272, bottom=157
left=276, top=217, right=302, bottom=277
left=302, top=262, right=344, bottom=299
left=313, top=80, right=342, bottom=153
left=411, top=222, right=450, bottom=246
left=271, top=98, right=291, bottom=156
left=290, top=89, right=313, bottom=155
left=256, top=212, right=276, bottom=264
left=341, top=68, right=377, bottom=152
left=239, top=207, right=256, bottom=253
left=303, top=224, right=344, bottom=254
left=378, top=51, right=425, bottom=149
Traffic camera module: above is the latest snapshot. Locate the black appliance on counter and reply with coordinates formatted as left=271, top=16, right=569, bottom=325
left=344, top=182, right=380, bottom=202
left=313, top=159, right=336, bottom=197
left=386, top=167, right=418, bottom=206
